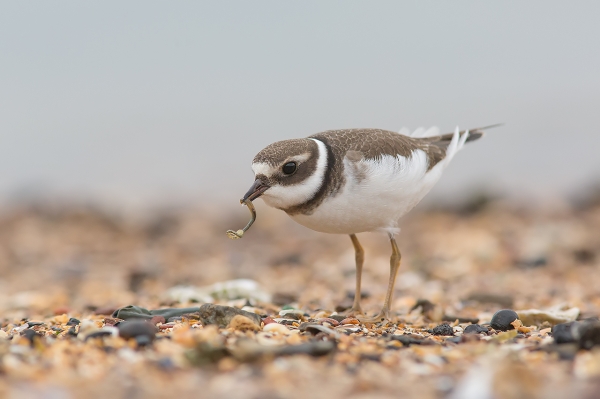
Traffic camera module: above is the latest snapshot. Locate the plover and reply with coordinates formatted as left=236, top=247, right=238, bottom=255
left=241, top=125, right=494, bottom=322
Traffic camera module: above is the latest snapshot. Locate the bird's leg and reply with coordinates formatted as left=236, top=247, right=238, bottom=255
left=341, top=234, right=365, bottom=316
left=357, top=233, right=401, bottom=323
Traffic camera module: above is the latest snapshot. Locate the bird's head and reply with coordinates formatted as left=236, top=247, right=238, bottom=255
left=243, top=138, right=328, bottom=210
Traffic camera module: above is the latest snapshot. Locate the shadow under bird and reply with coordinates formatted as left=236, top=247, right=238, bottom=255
left=231, top=125, right=499, bottom=322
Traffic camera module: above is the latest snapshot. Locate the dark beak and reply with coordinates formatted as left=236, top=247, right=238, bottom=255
left=242, top=179, right=270, bottom=202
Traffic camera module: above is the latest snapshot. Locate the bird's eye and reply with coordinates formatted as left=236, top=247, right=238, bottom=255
left=282, top=162, right=297, bottom=175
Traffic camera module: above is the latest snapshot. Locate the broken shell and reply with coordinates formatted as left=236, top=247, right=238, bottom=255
left=226, top=198, right=257, bottom=239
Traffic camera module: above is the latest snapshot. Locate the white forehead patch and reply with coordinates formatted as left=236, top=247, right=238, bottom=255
left=260, top=138, right=328, bottom=209
left=251, top=162, right=275, bottom=177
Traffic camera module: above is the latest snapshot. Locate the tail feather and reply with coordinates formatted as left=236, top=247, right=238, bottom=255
left=438, top=123, right=503, bottom=143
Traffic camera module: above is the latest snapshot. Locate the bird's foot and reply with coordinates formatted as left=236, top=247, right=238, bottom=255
left=356, top=310, right=392, bottom=324
left=339, top=306, right=365, bottom=318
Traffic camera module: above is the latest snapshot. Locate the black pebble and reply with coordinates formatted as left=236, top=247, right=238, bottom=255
left=67, top=318, right=81, bottom=326
left=464, top=324, right=488, bottom=334
left=21, top=329, right=42, bottom=343
left=431, top=323, right=454, bottom=336
left=135, top=335, right=153, bottom=347
left=577, top=321, right=600, bottom=350
left=490, top=309, right=519, bottom=331
left=391, top=335, right=423, bottom=346
left=552, top=321, right=577, bottom=344
left=67, top=326, right=78, bottom=336
left=118, top=320, right=157, bottom=342
left=84, top=330, right=114, bottom=341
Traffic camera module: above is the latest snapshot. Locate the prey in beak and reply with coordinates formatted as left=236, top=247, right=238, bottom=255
left=226, top=179, right=270, bottom=239
left=242, top=179, right=270, bottom=202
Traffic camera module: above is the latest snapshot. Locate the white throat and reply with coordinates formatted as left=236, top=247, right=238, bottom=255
left=260, top=138, right=328, bottom=209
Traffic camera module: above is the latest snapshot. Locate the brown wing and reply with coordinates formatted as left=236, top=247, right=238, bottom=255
left=310, top=128, right=448, bottom=170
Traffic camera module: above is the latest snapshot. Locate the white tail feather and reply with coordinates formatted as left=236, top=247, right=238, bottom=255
left=444, top=126, right=469, bottom=166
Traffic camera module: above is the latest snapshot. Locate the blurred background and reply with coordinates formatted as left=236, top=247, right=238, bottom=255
left=0, top=2, right=599, bottom=307
left=1, top=1, right=599, bottom=211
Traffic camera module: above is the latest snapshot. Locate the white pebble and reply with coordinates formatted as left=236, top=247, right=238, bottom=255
left=263, top=323, right=291, bottom=334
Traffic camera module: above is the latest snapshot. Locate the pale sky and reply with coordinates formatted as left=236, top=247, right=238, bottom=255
left=1, top=2, right=599, bottom=207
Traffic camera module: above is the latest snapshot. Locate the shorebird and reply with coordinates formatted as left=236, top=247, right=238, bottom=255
left=241, top=125, right=494, bottom=322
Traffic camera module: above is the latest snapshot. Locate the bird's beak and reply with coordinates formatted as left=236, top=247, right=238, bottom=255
left=242, top=179, right=270, bottom=202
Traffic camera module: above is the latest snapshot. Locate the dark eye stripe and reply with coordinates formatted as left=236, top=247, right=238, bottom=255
left=282, top=162, right=297, bottom=175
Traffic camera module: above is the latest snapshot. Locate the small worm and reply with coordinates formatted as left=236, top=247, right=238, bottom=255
left=226, top=198, right=256, bottom=239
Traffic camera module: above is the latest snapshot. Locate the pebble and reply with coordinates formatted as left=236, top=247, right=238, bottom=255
left=391, top=335, right=424, bottom=346
left=328, top=314, right=348, bottom=323
left=463, top=324, right=488, bottom=334
left=103, top=317, right=121, bottom=327
left=263, top=323, right=290, bottom=334
left=340, top=318, right=359, bottom=325
left=135, top=335, right=153, bottom=347
left=278, top=309, right=304, bottom=320
left=298, top=323, right=340, bottom=338
left=317, top=318, right=340, bottom=327
left=262, top=317, right=276, bottom=325
left=228, top=315, right=261, bottom=332
left=552, top=321, right=576, bottom=344
left=66, top=318, right=80, bottom=326
left=490, top=309, right=519, bottom=331
left=431, top=323, right=454, bottom=336
left=576, top=320, right=600, bottom=350
left=150, top=316, right=166, bottom=325
left=158, top=323, right=175, bottom=330
left=21, top=329, right=42, bottom=344
left=84, top=329, right=116, bottom=341
left=117, top=320, right=158, bottom=342
left=198, top=303, right=262, bottom=329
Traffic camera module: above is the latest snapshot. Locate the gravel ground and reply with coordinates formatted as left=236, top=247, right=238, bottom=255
left=0, top=198, right=599, bottom=399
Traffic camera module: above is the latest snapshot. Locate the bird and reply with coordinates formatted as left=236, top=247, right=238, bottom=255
left=241, top=125, right=496, bottom=322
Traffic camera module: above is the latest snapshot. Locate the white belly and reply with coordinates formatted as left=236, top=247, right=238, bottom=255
left=289, top=150, right=446, bottom=234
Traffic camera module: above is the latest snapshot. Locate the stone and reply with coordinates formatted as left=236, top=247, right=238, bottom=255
left=66, top=318, right=80, bottom=326
left=112, top=305, right=202, bottom=320
left=391, top=335, right=424, bottom=346
left=490, top=309, right=519, bottom=331
left=278, top=309, right=304, bottom=320
left=198, top=304, right=262, bottom=328
left=150, top=316, right=166, bottom=325
left=84, top=329, right=116, bottom=341
left=432, top=323, right=454, bottom=336
left=21, top=329, right=42, bottom=344
left=228, top=315, right=261, bottom=332
left=317, top=318, right=340, bottom=327
left=552, top=321, right=577, bottom=344
left=135, top=335, right=153, bottom=347
left=263, top=323, right=290, bottom=334
left=328, top=314, right=347, bottom=323
left=576, top=320, right=600, bottom=350
left=298, top=323, right=340, bottom=338
left=117, top=320, right=158, bottom=342
left=464, top=324, right=488, bottom=334
left=517, top=307, right=579, bottom=326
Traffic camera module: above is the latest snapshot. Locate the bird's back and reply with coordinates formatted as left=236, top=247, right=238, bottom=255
left=289, top=128, right=480, bottom=234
